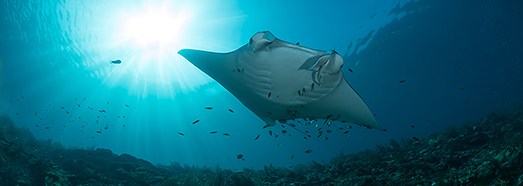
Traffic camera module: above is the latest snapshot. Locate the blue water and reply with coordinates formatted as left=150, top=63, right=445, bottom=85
left=1, top=0, right=522, bottom=169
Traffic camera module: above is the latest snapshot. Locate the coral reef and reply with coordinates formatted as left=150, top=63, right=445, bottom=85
left=1, top=105, right=523, bottom=185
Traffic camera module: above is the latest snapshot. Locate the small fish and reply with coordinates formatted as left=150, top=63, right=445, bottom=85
left=106, top=101, right=110, bottom=105
left=296, top=42, right=300, bottom=45
left=192, top=120, right=200, bottom=125
left=324, top=137, right=329, bottom=140
left=262, top=124, right=270, bottom=129
left=45, top=127, right=50, bottom=129
left=228, top=109, right=234, bottom=113
left=269, top=130, right=273, bottom=136
left=412, top=137, right=420, bottom=141
left=267, top=92, right=272, bottom=98
left=223, top=133, right=231, bottom=136
left=123, top=115, right=126, bottom=119
left=304, top=149, right=313, bottom=154
left=326, top=129, right=332, bottom=133
left=311, top=83, right=315, bottom=90
left=254, top=134, right=260, bottom=140
left=344, top=130, right=350, bottom=134
left=178, top=132, right=185, bottom=136
left=98, top=110, right=106, bottom=113
left=96, top=130, right=102, bottom=134
left=65, top=111, right=70, bottom=114
left=205, top=107, right=213, bottom=110
left=210, top=131, right=218, bottom=134
left=237, top=154, right=244, bottom=160
left=125, top=104, right=130, bottom=107
left=77, top=104, right=81, bottom=108
left=410, top=124, right=416, bottom=128
left=290, top=155, right=295, bottom=160
left=34, top=112, right=37, bottom=116
left=83, top=97, right=86, bottom=101
left=348, top=68, right=354, bottom=73
left=111, top=60, right=122, bottom=64
left=399, top=80, right=406, bottom=83
left=60, top=106, right=65, bottom=109
left=281, top=130, right=287, bottom=134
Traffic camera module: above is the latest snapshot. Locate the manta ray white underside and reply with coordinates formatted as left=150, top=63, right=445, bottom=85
left=179, top=31, right=379, bottom=129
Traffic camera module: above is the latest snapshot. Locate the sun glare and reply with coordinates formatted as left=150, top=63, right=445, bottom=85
left=124, top=10, right=188, bottom=49
left=70, top=1, right=245, bottom=97
left=101, top=2, right=214, bottom=97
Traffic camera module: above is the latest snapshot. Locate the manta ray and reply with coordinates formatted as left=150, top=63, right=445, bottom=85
left=178, top=31, right=380, bottom=129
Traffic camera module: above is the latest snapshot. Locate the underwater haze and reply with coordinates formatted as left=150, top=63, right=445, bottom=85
left=1, top=0, right=523, bottom=170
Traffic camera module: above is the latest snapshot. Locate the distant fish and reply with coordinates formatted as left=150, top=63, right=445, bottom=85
left=60, top=106, right=65, bottom=109
left=98, top=110, right=106, bottom=113
left=412, top=137, right=420, bottom=141
left=290, top=155, right=295, bottom=160
left=178, top=132, right=185, bottom=136
left=228, top=109, right=234, bottom=113
left=281, top=130, right=287, bottom=134
left=348, top=68, right=354, bottom=73
left=254, top=134, right=260, bottom=140
left=236, top=154, right=244, bottom=160
left=205, top=107, right=213, bottom=110
left=304, top=149, right=313, bottom=154
left=223, top=133, right=231, bottom=136
left=267, top=92, right=272, bottom=98
left=399, top=80, right=406, bottom=83
left=192, top=120, right=200, bottom=125
left=268, top=130, right=273, bottom=136
left=209, top=131, right=218, bottom=134
left=111, top=60, right=122, bottom=64
left=78, top=104, right=81, bottom=108
left=125, top=104, right=130, bottom=107
left=344, top=130, right=350, bottom=134
left=96, top=130, right=102, bottom=134
left=83, top=97, right=86, bottom=101
left=262, top=124, right=270, bottom=129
